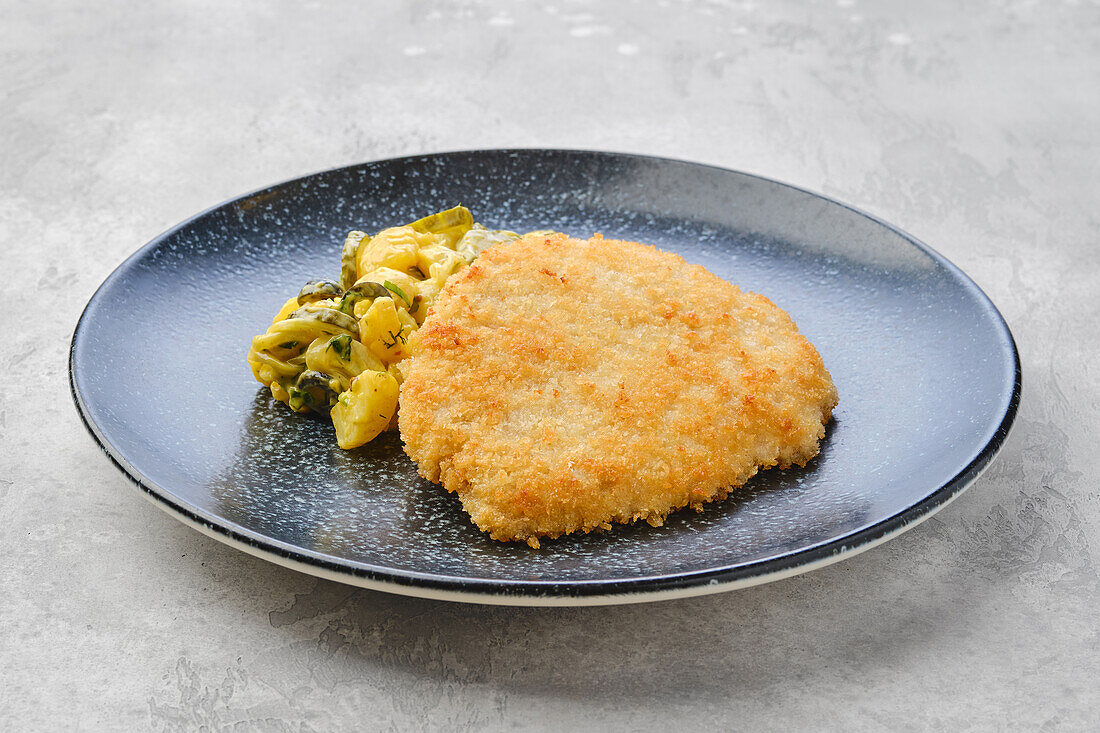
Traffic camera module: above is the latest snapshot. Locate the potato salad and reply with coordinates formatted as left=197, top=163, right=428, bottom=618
left=246, top=206, right=522, bottom=448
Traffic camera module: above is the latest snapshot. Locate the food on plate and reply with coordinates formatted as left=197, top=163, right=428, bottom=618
left=246, top=206, right=523, bottom=448
left=248, top=207, right=838, bottom=549
left=399, top=233, right=838, bottom=547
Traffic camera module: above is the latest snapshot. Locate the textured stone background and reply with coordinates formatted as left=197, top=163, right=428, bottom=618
left=2, top=0, right=1098, bottom=729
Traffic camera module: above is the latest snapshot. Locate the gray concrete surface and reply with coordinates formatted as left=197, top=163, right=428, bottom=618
left=3, top=0, right=1098, bottom=729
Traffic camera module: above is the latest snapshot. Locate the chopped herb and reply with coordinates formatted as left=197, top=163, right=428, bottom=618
left=383, top=280, right=413, bottom=308
left=328, top=334, right=353, bottom=361
left=381, top=327, right=407, bottom=349
left=278, top=341, right=299, bottom=350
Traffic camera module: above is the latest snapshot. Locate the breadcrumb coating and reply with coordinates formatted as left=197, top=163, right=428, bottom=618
left=399, top=233, right=837, bottom=547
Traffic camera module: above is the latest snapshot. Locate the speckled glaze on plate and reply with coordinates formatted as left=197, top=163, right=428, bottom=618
left=69, top=149, right=1020, bottom=606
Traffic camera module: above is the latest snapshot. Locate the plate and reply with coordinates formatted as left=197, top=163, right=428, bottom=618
left=70, top=149, right=1020, bottom=605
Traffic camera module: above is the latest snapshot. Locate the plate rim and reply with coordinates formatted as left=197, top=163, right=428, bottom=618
left=68, top=147, right=1022, bottom=605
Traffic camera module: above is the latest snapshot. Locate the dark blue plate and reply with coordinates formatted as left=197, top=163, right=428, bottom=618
left=70, top=150, right=1019, bottom=605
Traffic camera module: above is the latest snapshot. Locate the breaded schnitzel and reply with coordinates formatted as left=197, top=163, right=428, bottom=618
left=399, top=233, right=838, bottom=547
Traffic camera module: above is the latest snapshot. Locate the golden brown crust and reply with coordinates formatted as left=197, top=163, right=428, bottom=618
left=398, top=233, right=838, bottom=547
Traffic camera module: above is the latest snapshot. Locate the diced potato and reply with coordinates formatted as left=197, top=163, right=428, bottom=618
left=358, top=227, right=420, bottom=274
left=359, top=297, right=411, bottom=364
left=330, top=369, right=400, bottom=449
